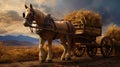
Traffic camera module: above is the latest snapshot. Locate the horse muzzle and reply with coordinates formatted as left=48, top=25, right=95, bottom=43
left=23, top=19, right=31, bottom=27
left=24, top=23, right=29, bottom=27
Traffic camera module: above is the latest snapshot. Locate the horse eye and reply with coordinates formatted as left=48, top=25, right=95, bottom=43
left=23, top=12, right=25, bottom=18
left=29, top=13, right=34, bottom=17
left=29, top=13, right=31, bottom=15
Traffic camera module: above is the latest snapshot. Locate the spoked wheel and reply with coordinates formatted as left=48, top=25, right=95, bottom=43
left=73, top=45, right=85, bottom=57
left=87, top=46, right=97, bottom=57
left=100, top=36, right=113, bottom=57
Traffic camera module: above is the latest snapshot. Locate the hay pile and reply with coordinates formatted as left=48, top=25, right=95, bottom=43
left=64, top=9, right=102, bottom=27
left=105, top=25, right=120, bottom=44
left=105, top=24, right=120, bottom=56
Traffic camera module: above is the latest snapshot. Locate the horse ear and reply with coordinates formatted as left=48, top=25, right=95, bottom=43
left=30, top=4, right=33, bottom=9
left=25, top=4, right=28, bottom=9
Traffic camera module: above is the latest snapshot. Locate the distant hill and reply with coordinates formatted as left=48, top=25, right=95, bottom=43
left=0, top=35, right=61, bottom=46
left=2, top=40, right=37, bottom=46
left=0, top=35, right=39, bottom=44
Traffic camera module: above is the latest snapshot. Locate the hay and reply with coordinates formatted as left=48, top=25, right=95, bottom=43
left=104, top=24, right=120, bottom=56
left=105, top=24, right=120, bottom=41
left=64, top=9, right=102, bottom=27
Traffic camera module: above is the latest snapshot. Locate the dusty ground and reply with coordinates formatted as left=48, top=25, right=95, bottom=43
left=0, top=44, right=120, bottom=67
left=0, top=53, right=120, bottom=67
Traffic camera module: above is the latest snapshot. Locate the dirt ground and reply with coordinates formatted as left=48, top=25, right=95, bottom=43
left=0, top=54, right=120, bottom=67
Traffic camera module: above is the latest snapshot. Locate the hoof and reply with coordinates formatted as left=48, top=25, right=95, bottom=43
left=47, top=60, right=52, bottom=63
left=61, top=58, right=65, bottom=61
left=39, top=60, right=45, bottom=63
left=65, top=57, right=71, bottom=60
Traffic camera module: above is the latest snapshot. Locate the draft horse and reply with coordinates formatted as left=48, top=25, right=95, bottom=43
left=23, top=4, right=74, bottom=63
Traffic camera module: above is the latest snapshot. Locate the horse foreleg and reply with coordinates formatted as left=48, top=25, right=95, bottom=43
left=39, top=38, right=46, bottom=63
left=46, top=40, right=53, bottom=62
left=60, top=38, right=68, bottom=61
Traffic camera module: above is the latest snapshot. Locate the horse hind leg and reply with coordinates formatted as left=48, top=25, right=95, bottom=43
left=65, top=46, right=71, bottom=60
left=39, top=38, right=47, bottom=63
left=65, top=37, right=73, bottom=60
left=60, top=38, right=68, bottom=61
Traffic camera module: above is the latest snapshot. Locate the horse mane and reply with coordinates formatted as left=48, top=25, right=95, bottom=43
left=33, top=9, right=46, bottom=25
left=34, top=9, right=46, bottom=20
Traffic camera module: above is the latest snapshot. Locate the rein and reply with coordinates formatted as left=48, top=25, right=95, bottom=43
left=29, top=25, right=73, bottom=35
left=29, top=23, right=89, bottom=39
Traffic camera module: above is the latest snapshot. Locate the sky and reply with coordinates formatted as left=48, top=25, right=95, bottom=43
left=0, top=0, right=120, bottom=38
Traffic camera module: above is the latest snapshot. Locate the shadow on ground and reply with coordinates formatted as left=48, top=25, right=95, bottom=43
left=0, top=56, right=120, bottom=67
left=31, top=56, right=120, bottom=67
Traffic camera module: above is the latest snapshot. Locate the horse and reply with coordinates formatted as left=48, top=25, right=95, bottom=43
left=23, top=4, right=74, bottom=63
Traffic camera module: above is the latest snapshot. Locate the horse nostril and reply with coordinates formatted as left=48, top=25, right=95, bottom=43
left=24, top=23, right=28, bottom=27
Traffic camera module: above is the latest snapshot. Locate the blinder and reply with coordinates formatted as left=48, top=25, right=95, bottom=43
left=27, top=11, right=35, bottom=21
left=22, top=12, right=25, bottom=18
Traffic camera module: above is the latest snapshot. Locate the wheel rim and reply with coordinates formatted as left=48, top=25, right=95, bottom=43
left=101, top=37, right=113, bottom=57
left=87, top=46, right=97, bottom=57
left=73, top=45, right=85, bottom=57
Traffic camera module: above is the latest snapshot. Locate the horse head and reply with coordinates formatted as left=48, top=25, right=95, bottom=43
left=23, top=4, right=35, bottom=27
left=23, top=4, right=46, bottom=29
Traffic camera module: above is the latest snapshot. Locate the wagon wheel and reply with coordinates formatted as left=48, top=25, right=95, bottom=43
left=73, top=45, right=85, bottom=57
left=87, top=46, right=97, bottom=57
left=100, top=36, right=113, bottom=57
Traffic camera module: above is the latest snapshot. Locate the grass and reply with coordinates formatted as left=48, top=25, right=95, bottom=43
left=0, top=42, right=63, bottom=63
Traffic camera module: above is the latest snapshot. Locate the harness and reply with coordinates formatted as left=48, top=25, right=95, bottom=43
left=29, top=13, right=74, bottom=39
left=44, top=15, right=57, bottom=30
left=52, top=21, right=74, bottom=39
left=35, top=15, right=58, bottom=39
left=66, top=22, right=73, bottom=33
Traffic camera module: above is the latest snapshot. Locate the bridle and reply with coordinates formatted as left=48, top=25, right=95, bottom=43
left=23, top=10, right=36, bottom=32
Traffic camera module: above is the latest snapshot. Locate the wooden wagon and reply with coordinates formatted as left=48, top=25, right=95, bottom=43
left=71, top=20, right=113, bottom=57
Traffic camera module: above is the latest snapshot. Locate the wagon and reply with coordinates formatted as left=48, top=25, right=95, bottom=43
left=71, top=21, right=113, bottom=57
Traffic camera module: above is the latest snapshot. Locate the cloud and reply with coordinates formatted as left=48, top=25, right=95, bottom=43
left=0, top=10, right=22, bottom=23
left=24, top=0, right=67, bottom=19
left=0, top=29, right=7, bottom=34
left=62, top=0, right=120, bottom=25
left=0, top=0, right=120, bottom=21
left=0, top=10, right=37, bottom=38
left=0, top=0, right=120, bottom=38
left=0, top=0, right=65, bottom=19
left=0, top=21, right=38, bottom=38
left=0, top=0, right=60, bottom=38
left=0, top=0, right=25, bottom=13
